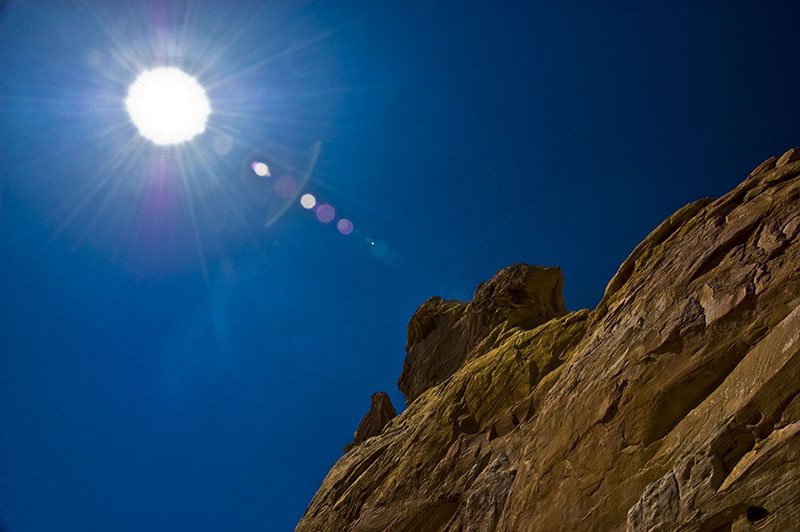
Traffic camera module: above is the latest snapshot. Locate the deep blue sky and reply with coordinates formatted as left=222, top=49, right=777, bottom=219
left=2, top=1, right=800, bottom=531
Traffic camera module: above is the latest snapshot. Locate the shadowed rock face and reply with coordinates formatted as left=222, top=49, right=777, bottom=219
left=343, top=392, right=397, bottom=453
left=298, top=148, right=800, bottom=532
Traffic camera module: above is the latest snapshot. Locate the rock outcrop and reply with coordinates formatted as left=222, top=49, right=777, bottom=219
left=298, top=148, right=800, bottom=531
left=343, top=392, right=397, bottom=453
left=399, top=264, right=566, bottom=404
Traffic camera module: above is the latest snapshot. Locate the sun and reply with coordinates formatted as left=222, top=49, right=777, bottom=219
left=125, top=67, right=211, bottom=146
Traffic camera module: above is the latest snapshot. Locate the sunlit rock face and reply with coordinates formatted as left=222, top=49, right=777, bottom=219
left=298, top=148, right=800, bottom=531
left=399, top=264, right=566, bottom=405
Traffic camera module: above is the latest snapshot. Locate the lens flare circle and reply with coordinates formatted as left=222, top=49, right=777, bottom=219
left=316, top=204, right=335, bottom=223
left=337, top=218, right=354, bottom=235
left=125, top=67, right=211, bottom=145
left=300, top=193, right=316, bottom=209
left=251, top=161, right=270, bottom=176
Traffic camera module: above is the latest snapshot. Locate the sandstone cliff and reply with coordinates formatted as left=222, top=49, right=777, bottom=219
left=298, top=148, right=800, bottom=531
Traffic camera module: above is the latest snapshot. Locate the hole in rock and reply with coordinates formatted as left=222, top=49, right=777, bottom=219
left=746, top=506, right=769, bottom=523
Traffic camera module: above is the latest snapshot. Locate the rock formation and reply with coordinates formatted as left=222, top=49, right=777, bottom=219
left=343, top=392, right=397, bottom=453
left=399, top=264, right=566, bottom=405
left=298, top=148, right=800, bottom=531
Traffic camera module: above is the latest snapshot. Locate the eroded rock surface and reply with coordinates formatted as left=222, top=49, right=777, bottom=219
left=298, top=150, right=800, bottom=531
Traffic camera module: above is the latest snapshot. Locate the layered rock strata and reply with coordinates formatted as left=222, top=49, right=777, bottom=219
left=299, top=148, right=800, bottom=531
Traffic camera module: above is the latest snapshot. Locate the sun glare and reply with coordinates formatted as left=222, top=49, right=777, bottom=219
left=125, top=67, right=211, bottom=146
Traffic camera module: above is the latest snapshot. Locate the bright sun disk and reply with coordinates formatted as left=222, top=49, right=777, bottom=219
left=125, top=67, right=211, bottom=145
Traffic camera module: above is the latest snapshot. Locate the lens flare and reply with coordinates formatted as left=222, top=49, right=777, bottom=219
left=370, top=240, right=387, bottom=258
left=315, top=204, right=335, bottom=223
left=274, top=175, right=298, bottom=198
left=251, top=161, right=271, bottom=176
left=213, top=134, right=234, bottom=155
left=125, top=67, right=211, bottom=145
left=300, top=193, right=316, bottom=209
left=337, top=218, right=353, bottom=235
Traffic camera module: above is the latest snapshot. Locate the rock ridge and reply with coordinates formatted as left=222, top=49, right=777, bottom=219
left=298, top=147, right=800, bottom=531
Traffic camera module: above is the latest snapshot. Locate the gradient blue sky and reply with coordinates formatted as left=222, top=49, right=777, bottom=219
left=2, top=1, right=800, bottom=531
